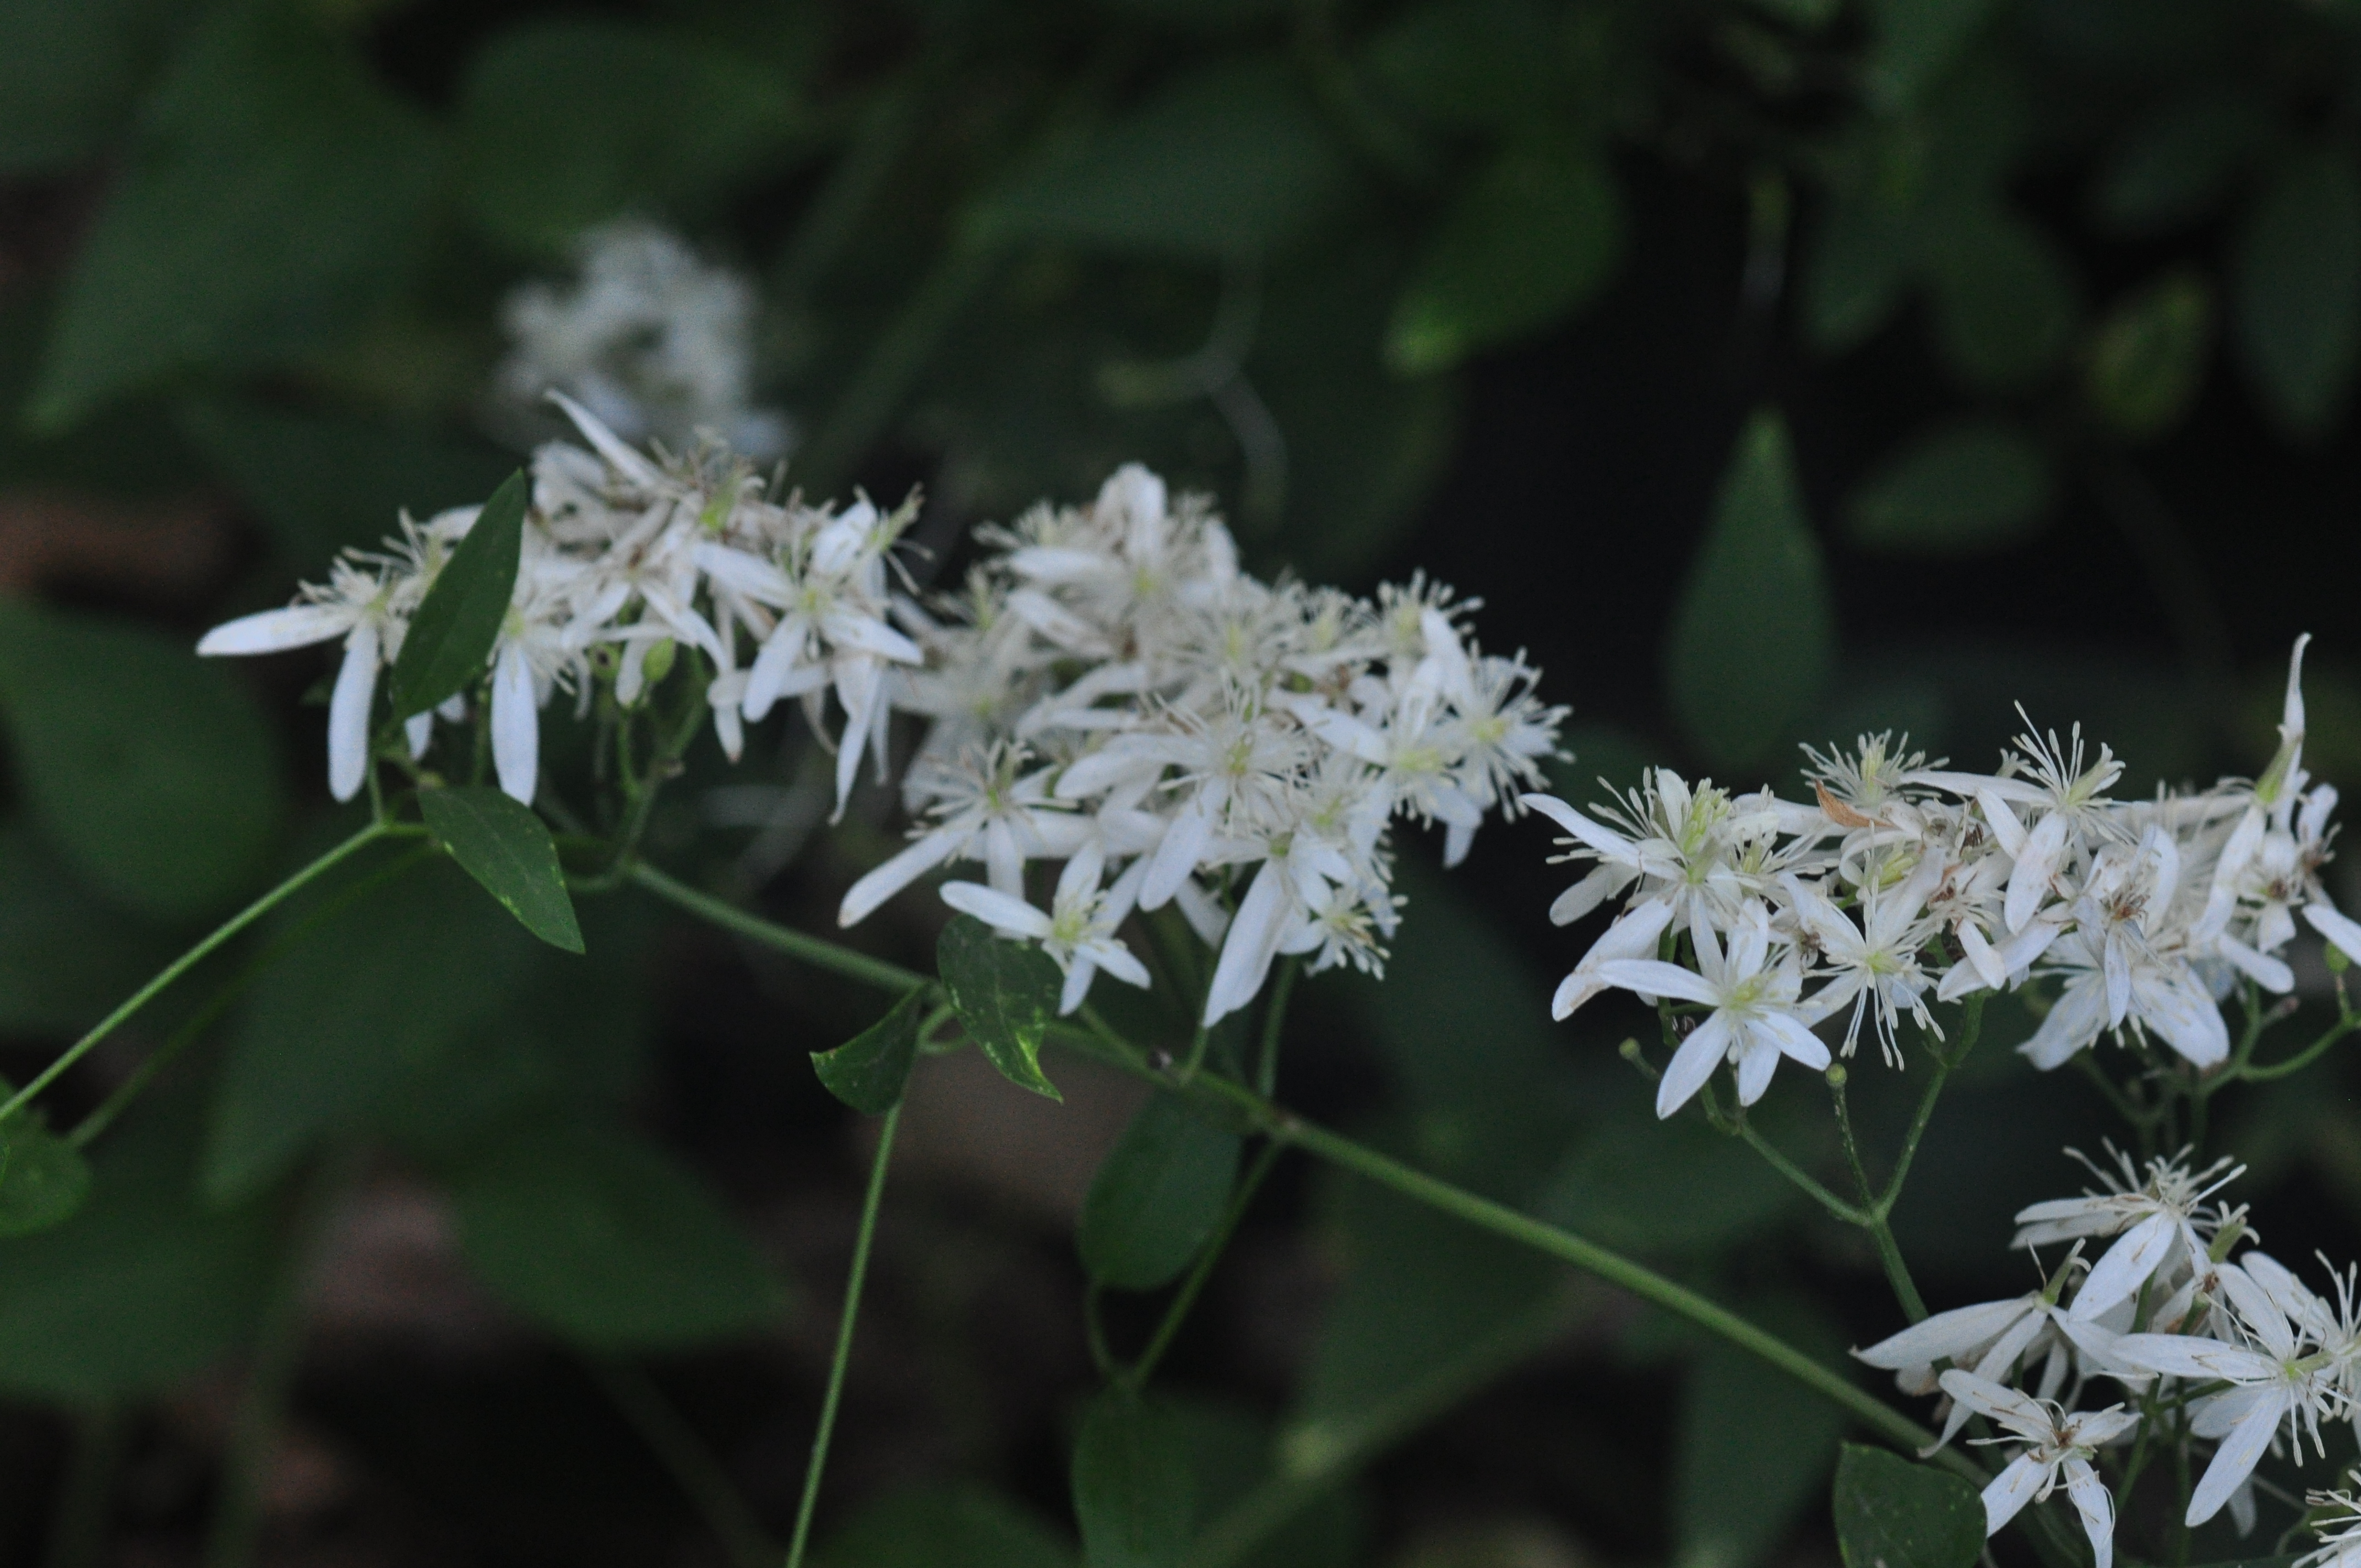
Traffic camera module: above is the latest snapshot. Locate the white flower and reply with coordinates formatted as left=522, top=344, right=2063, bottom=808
left=2302, top=1472, right=2361, bottom=1568
left=1596, top=902, right=1831, bottom=1117
left=941, top=845, right=1151, bottom=1015
left=2110, top=1262, right=2344, bottom=1526
left=1938, top=1370, right=2135, bottom=1568
left=1857, top=1283, right=2120, bottom=1445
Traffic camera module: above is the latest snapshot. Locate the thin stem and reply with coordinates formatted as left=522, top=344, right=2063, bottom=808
left=650, top=890, right=1972, bottom=1481
left=1123, top=1139, right=1282, bottom=1392
left=201, top=1146, right=359, bottom=1568
left=70, top=845, right=436, bottom=1150
left=784, top=1103, right=901, bottom=1568
left=627, top=862, right=931, bottom=995
left=584, top=1357, right=779, bottom=1568
left=2238, top=1012, right=2358, bottom=1082
left=1255, top=960, right=1296, bottom=1098
left=1710, top=1090, right=1864, bottom=1226
left=42, top=1403, right=125, bottom=1568
left=1831, top=1071, right=1927, bottom=1321
left=1, top=822, right=392, bottom=1129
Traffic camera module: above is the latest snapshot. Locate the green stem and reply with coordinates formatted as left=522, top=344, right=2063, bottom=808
left=784, top=1103, right=901, bottom=1568
left=42, top=1403, right=125, bottom=1568
left=0, top=822, right=393, bottom=1129
left=627, top=862, right=931, bottom=995
left=70, top=845, right=436, bottom=1150
left=585, top=1357, right=780, bottom=1568
left=202, top=1147, right=359, bottom=1568
left=648, top=895, right=1969, bottom=1480
left=1123, top=1139, right=1282, bottom=1392
left=2238, top=1012, right=2358, bottom=1082
left=1830, top=1073, right=1927, bottom=1321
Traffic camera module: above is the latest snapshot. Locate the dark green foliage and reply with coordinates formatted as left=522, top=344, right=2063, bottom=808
left=420, top=785, right=585, bottom=954
left=1540, top=1116, right=1793, bottom=1254
left=446, top=1116, right=787, bottom=1349
left=29, top=0, right=441, bottom=428
left=1675, top=1312, right=1848, bottom=1568
left=0, top=600, right=282, bottom=922
left=1072, top=1390, right=1195, bottom=1568
left=823, top=1483, right=1078, bottom=1568
left=1079, top=1096, right=1241, bottom=1291
left=812, top=989, right=927, bottom=1114
left=0, top=1098, right=91, bottom=1236
left=1666, top=410, right=1835, bottom=772
left=938, top=915, right=1064, bottom=1101
left=387, top=471, right=530, bottom=722
left=1849, top=418, right=2052, bottom=554
left=0, top=821, right=179, bottom=1037
left=1831, top=1444, right=1985, bottom=1568
left=2234, top=149, right=2361, bottom=438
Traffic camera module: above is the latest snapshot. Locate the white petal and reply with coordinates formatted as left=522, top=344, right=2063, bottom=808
left=2064, top=1458, right=2115, bottom=1568
left=838, top=829, right=961, bottom=927
left=1655, top=1011, right=1732, bottom=1119
left=326, top=621, right=381, bottom=803
left=939, top=881, right=1053, bottom=938
left=1594, top=959, right=1719, bottom=1007
left=2070, top=1213, right=2179, bottom=1321
left=1981, top=1452, right=2050, bottom=1534
left=2186, top=1391, right=2287, bottom=1526
left=1854, top=1298, right=2035, bottom=1371
left=404, top=710, right=433, bottom=759
left=2305, top=901, right=2361, bottom=966
left=490, top=641, right=540, bottom=804
left=1140, top=807, right=1212, bottom=911
left=1203, top=859, right=1290, bottom=1028
left=198, top=602, right=356, bottom=656
left=2006, top=812, right=2069, bottom=932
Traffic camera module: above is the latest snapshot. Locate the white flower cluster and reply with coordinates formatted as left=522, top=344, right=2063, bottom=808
left=836, top=465, right=1565, bottom=1023
left=198, top=409, right=1562, bottom=1027
left=1857, top=1148, right=2361, bottom=1567
left=199, top=396, right=918, bottom=810
left=493, top=220, right=792, bottom=462
left=1528, top=638, right=2359, bottom=1119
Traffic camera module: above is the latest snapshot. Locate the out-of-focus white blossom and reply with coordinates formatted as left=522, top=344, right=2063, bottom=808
left=493, top=220, right=792, bottom=461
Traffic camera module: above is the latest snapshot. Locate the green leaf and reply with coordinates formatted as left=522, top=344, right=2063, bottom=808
left=1165, top=1398, right=1366, bottom=1568
left=419, top=786, right=584, bottom=954
left=2090, top=89, right=2265, bottom=237
left=1919, top=203, right=2079, bottom=393
left=456, top=19, right=807, bottom=252
left=2233, top=149, right=2361, bottom=439
left=1664, top=409, right=1835, bottom=773
left=1675, top=1317, right=1847, bottom=1568
left=1072, top=1390, right=1194, bottom=1568
left=29, top=1, right=442, bottom=429
left=0, top=1097, right=91, bottom=1237
left=205, top=854, right=537, bottom=1205
left=1538, top=1117, right=1793, bottom=1255
left=824, top=1482, right=1078, bottom=1568
left=385, top=471, right=529, bottom=722
left=1848, top=417, right=2052, bottom=555
left=0, top=598, right=284, bottom=922
left=0, top=0, right=195, bottom=176
left=1831, top=1444, right=1985, bottom=1568
left=447, top=1117, right=787, bottom=1350
left=990, top=58, right=1353, bottom=260
left=1801, top=186, right=1915, bottom=356
left=0, top=1090, right=277, bottom=1400
left=176, top=398, right=518, bottom=565
left=938, top=916, right=1064, bottom=1101
left=0, top=820, right=180, bottom=1037
left=1386, top=134, right=1622, bottom=374
left=812, top=990, right=927, bottom=1116
left=2083, top=269, right=2215, bottom=443
left=1079, top=1097, right=1241, bottom=1291
left=1863, top=0, right=1996, bottom=111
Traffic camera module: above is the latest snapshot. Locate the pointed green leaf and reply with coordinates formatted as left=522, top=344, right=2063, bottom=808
left=0, top=1097, right=91, bottom=1237
left=447, top=1117, right=788, bottom=1350
left=813, top=989, right=927, bottom=1115
left=1386, top=134, right=1622, bottom=374
left=2090, top=89, right=2265, bottom=238
left=1863, top=0, right=1996, bottom=111
left=1079, top=1097, right=1241, bottom=1291
left=938, top=915, right=1063, bottom=1101
left=1664, top=410, right=1835, bottom=772
left=387, top=470, right=529, bottom=721
left=825, top=1482, right=1078, bottom=1568
left=418, top=785, right=584, bottom=954
left=2084, top=269, right=2214, bottom=442
left=1831, top=1444, right=1984, bottom=1568
left=1849, top=417, right=2052, bottom=555
left=1802, top=186, right=1914, bottom=356
left=1073, top=1390, right=1194, bottom=1568
left=0, top=599, right=284, bottom=922
left=2233, top=149, right=2361, bottom=439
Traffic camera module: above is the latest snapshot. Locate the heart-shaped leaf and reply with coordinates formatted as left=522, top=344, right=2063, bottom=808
left=813, top=989, right=928, bottom=1115
left=938, top=916, right=1063, bottom=1102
